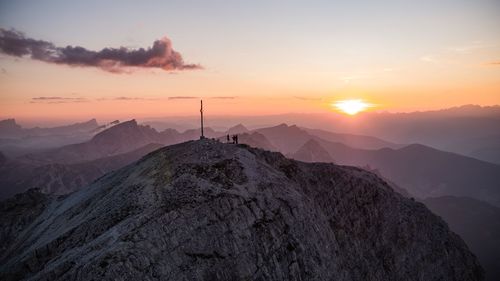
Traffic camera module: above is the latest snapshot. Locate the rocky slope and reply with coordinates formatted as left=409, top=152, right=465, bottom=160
left=0, top=140, right=483, bottom=280
left=0, top=144, right=164, bottom=199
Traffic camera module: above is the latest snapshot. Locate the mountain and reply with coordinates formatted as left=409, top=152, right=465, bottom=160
left=0, top=143, right=164, bottom=199
left=237, top=132, right=276, bottom=151
left=0, top=140, right=483, bottom=280
left=302, top=127, right=401, bottom=150
left=446, top=134, right=500, bottom=164
left=0, top=119, right=22, bottom=137
left=0, top=120, right=227, bottom=199
left=423, top=196, right=500, bottom=281
left=19, top=120, right=170, bottom=165
left=324, top=105, right=500, bottom=158
left=255, top=124, right=314, bottom=154
left=0, top=119, right=102, bottom=158
left=0, top=188, right=53, bottom=256
left=290, top=139, right=334, bottom=163
left=250, top=124, right=500, bottom=206
left=255, top=124, right=399, bottom=154
left=313, top=141, right=500, bottom=206
left=0, top=118, right=99, bottom=138
left=227, top=123, right=249, bottom=135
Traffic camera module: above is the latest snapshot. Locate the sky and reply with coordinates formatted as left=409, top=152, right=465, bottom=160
left=0, top=0, right=499, bottom=124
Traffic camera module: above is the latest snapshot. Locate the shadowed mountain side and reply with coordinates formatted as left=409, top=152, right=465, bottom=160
left=255, top=124, right=320, bottom=154
left=17, top=120, right=166, bottom=165
left=302, top=127, right=401, bottom=150
left=254, top=123, right=401, bottom=155
left=0, top=189, right=53, bottom=254
left=447, top=134, right=500, bottom=165
left=290, top=139, right=334, bottom=163
left=361, top=165, right=411, bottom=198
left=227, top=124, right=250, bottom=135
left=0, top=144, right=164, bottom=199
left=0, top=140, right=483, bottom=280
left=314, top=140, right=500, bottom=206
left=235, top=132, right=277, bottom=151
left=423, top=196, right=500, bottom=281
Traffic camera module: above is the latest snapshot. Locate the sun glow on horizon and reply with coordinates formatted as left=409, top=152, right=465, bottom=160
left=333, top=99, right=373, bottom=115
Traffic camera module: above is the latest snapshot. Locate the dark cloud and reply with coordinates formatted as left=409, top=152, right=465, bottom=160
left=30, top=96, right=88, bottom=104
left=0, top=28, right=201, bottom=73
left=168, top=96, right=198, bottom=100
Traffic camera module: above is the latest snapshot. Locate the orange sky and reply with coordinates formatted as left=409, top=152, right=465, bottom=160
left=1, top=1, right=499, bottom=123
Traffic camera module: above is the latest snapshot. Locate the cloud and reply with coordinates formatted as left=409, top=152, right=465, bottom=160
left=486, top=61, right=500, bottom=66
left=168, top=96, right=198, bottom=100
left=293, top=96, right=322, bottom=101
left=210, top=96, right=237, bottom=99
left=30, top=96, right=88, bottom=104
left=113, top=96, right=157, bottom=101
left=0, top=28, right=201, bottom=73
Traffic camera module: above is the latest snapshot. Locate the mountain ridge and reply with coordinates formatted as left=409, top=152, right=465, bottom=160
left=0, top=139, right=483, bottom=280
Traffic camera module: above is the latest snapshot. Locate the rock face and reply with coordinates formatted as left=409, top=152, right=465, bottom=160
left=0, top=140, right=483, bottom=280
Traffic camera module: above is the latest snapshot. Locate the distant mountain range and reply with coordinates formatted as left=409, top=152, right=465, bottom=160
left=0, top=118, right=99, bottom=138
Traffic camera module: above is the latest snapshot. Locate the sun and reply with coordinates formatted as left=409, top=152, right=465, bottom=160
left=332, top=99, right=372, bottom=115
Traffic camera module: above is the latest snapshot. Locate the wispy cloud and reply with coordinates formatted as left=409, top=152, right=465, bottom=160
left=485, top=61, right=500, bottom=66
left=420, top=55, right=437, bottom=63
left=168, top=96, right=198, bottom=100
left=114, top=96, right=157, bottom=101
left=0, top=28, right=202, bottom=73
left=293, top=96, right=322, bottom=101
left=30, top=96, right=88, bottom=104
left=96, top=96, right=159, bottom=101
left=447, top=41, right=494, bottom=54
left=210, top=96, right=237, bottom=100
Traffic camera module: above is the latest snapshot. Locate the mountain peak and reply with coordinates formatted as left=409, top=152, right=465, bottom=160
left=291, top=139, right=334, bottom=163
left=91, top=119, right=139, bottom=139
left=0, top=139, right=484, bottom=280
left=0, top=119, right=21, bottom=130
left=227, top=123, right=249, bottom=134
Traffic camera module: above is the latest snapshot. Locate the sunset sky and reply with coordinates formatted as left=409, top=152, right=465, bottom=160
left=1, top=0, right=499, bottom=123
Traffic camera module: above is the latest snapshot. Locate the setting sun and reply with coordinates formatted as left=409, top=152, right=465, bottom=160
left=333, top=99, right=373, bottom=115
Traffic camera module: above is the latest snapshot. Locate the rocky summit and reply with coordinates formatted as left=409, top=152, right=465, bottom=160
left=0, top=139, right=483, bottom=281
